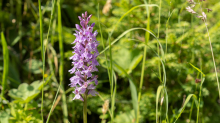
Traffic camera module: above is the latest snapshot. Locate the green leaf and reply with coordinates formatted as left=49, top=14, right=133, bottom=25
left=113, top=61, right=138, bottom=120
left=128, top=51, right=143, bottom=74
left=114, top=110, right=135, bottom=123
left=174, top=94, right=198, bottom=123
left=0, top=110, right=10, bottom=123
left=156, top=85, right=164, bottom=123
left=188, top=63, right=205, bottom=77
left=9, top=103, right=42, bottom=122
left=113, top=48, right=142, bottom=76
left=11, top=35, right=22, bottom=46
left=129, top=79, right=138, bottom=119
left=8, top=81, right=43, bottom=103
left=1, top=32, right=9, bottom=98
left=24, top=59, right=43, bottom=74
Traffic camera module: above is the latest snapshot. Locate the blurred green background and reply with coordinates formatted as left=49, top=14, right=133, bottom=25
left=0, top=0, right=220, bottom=122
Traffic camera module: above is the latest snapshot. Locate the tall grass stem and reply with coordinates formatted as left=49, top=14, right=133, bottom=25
left=198, top=0, right=220, bottom=100
left=97, top=4, right=112, bottom=119
left=57, top=0, right=68, bottom=122
left=136, top=1, right=151, bottom=122
left=205, top=25, right=220, bottom=99
left=43, top=0, right=57, bottom=121
left=196, top=78, right=205, bottom=123
left=38, top=0, right=45, bottom=121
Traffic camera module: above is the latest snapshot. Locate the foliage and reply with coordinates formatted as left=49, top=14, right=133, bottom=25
left=8, top=81, right=43, bottom=103
left=1, top=0, right=220, bottom=122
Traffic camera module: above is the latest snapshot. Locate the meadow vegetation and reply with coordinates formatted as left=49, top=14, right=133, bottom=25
left=0, top=0, right=220, bottom=123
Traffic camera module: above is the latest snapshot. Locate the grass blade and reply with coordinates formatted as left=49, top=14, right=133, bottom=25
left=45, top=0, right=57, bottom=51
left=129, top=79, right=138, bottom=119
left=100, top=28, right=160, bottom=55
left=197, top=0, right=220, bottom=101
left=100, top=27, right=166, bottom=87
left=111, top=71, right=117, bottom=122
left=104, top=8, right=160, bottom=108
left=113, top=61, right=138, bottom=121
left=174, top=94, right=198, bottom=123
left=136, top=1, right=152, bottom=122
left=97, top=3, right=114, bottom=122
left=37, top=0, right=44, bottom=121
left=108, top=4, right=159, bottom=38
left=164, top=88, right=169, bottom=122
left=188, top=63, right=205, bottom=77
left=109, top=32, right=114, bottom=122
left=197, top=77, right=205, bottom=123
left=1, top=32, right=9, bottom=98
left=97, top=3, right=111, bottom=92
left=45, top=0, right=59, bottom=120
left=156, top=85, right=163, bottom=123
left=57, top=0, right=68, bottom=122
left=46, top=85, right=61, bottom=123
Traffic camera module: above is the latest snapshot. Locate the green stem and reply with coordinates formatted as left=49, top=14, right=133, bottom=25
left=0, top=0, right=2, bottom=9
left=0, top=0, right=4, bottom=31
left=197, top=57, right=204, bottom=123
left=97, top=4, right=110, bottom=92
left=137, top=46, right=147, bottom=123
left=38, top=0, right=44, bottom=121
left=205, top=24, right=220, bottom=99
left=97, top=5, right=113, bottom=119
left=189, top=99, right=194, bottom=122
left=25, top=103, right=28, bottom=111
left=136, top=1, right=151, bottom=123
left=157, top=0, right=161, bottom=79
left=198, top=0, right=220, bottom=101
left=196, top=81, right=203, bottom=123
left=189, top=84, right=197, bottom=122
left=45, top=0, right=57, bottom=51
left=83, top=94, right=88, bottom=123
left=108, top=21, right=114, bottom=122
left=1, top=32, right=9, bottom=98
left=57, top=0, right=68, bottom=122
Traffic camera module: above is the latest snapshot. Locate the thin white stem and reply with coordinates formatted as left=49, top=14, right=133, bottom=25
left=197, top=0, right=220, bottom=99
left=205, top=23, right=220, bottom=98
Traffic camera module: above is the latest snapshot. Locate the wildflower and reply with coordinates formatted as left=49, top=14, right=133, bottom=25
left=186, top=6, right=196, bottom=14
left=69, top=11, right=99, bottom=101
left=197, top=12, right=207, bottom=22
left=202, top=12, right=207, bottom=19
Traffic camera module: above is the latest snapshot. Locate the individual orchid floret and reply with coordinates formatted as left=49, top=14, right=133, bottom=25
left=197, top=12, right=207, bottom=22
left=69, top=11, right=99, bottom=101
left=202, top=12, right=207, bottom=19
left=188, top=0, right=195, bottom=4
left=186, top=6, right=196, bottom=14
left=73, top=88, right=84, bottom=101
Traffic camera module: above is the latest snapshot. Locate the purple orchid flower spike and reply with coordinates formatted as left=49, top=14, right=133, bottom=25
left=69, top=12, right=99, bottom=101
